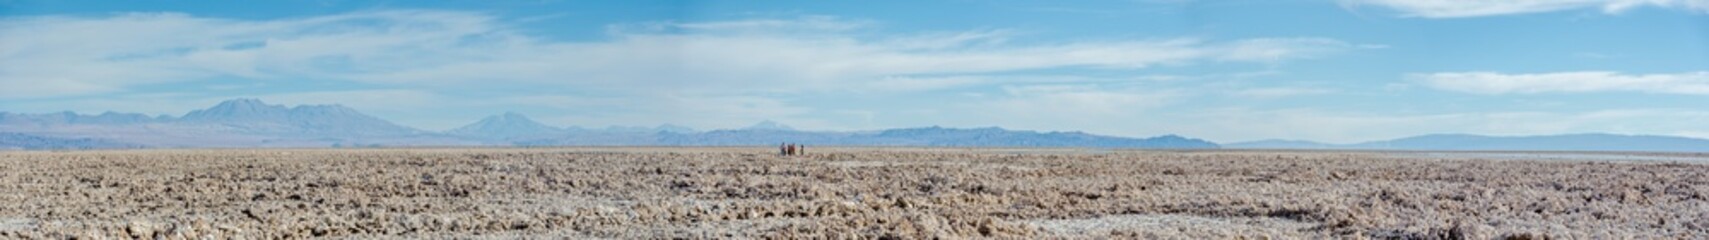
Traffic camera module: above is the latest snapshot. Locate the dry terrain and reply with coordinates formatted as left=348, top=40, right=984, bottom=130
left=0, top=148, right=1706, bottom=239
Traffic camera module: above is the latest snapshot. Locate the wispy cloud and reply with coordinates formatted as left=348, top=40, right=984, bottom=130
left=0, top=10, right=1366, bottom=100
left=0, top=10, right=505, bottom=98
left=0, top=9, right=1391, bottom=134
left=1183, top=108, right=1709, bottom=143
left=1340, top=0, right=1709, bottom=18
left=1417, top=71, right=1709, bottom=95
left=1216, top=38, right=1382, bottom=62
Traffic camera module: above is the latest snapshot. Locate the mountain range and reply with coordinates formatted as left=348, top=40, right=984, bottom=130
left=4, top=98, right=1708, bottom=152
left=0, top=132, right=140, bottom=150
left=0, top=99, right=469, bottom=148
left=1227, top=134, right=1709, bottom=152
left=446, top=112, right=700, bottom=141
left=0, top=99, right=1218, bottom=149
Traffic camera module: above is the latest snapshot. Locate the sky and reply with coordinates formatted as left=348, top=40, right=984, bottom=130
left=1, top=0, right=1706, bottom=143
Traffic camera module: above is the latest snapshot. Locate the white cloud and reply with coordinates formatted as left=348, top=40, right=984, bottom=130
left=1216, top=38, right=1375, bottom=62
left=0, top=10, right=506, bottom=97
left=0, top=10, right=1385, bottom=136
left=1182, top=108, right=1709, bottom=143
left=0, top=10, right=1364, bottom=99
left=1417, top=71, right=1709, bottom=95
left=1341, top=0, right=1709, bottom=18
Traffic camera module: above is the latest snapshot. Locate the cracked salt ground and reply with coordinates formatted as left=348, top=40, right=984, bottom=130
left=0, top=148, right=1704, bottom=238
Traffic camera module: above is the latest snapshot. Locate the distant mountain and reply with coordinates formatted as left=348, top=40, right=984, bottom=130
left=180, top=99, right=422, bottom=136
left=1224, top=139, right=1336, bottom=149
left=0, top=132, right=139, bottom=150
left=17, top=103, right=1219, bottom=149
left=1222, top=134, right=1709, bottom=152
left=180, top=99, right=289, bottom=122
left=444, top=112, right=702, bottom=143
left=1351, top=133, right=1709, bottom=152
left=523, top=124, right=1219, bottom=148
left=9, top=99, right=1707, bottom=152
left=447, top=112, right=566, bottom=140
left=0, top=99, right=470, bottom=148
left=0, top=111, right=166, bottom=126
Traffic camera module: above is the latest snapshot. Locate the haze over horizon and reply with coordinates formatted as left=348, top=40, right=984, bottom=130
left=3, top=0, right=1706, bottom=144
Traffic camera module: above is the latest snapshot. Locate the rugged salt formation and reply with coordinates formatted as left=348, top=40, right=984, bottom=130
left=0, top=148, right=1704, bottom=238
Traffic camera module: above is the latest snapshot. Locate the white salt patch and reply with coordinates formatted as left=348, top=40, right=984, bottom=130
left=825, top=161, right=1035, bottom=170
left=0, top=218, right=36, bottom=231
left=1029, top=214, right=1311, bottom=235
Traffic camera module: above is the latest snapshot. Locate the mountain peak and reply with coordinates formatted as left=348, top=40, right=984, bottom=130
left=217, top=98, right=272, bottom=107
left=447, top=112, right=564, bottom=139
left=181, top=98, right=289, bottom=122
left=178, top=98, right=421, bottom=136
left=210, top=98, right=277, bottom=111
left=744, top=120, right=794, bottom=131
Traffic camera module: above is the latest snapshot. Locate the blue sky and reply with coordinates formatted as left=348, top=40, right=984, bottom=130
left=1, top=0, right=1706, bottom=143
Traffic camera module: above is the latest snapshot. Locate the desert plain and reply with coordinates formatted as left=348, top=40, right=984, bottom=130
left=0, top=147, right=1706, bottom=239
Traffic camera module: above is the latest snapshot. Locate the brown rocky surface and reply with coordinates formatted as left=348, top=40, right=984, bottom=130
left=0, top=148, right=1704, bottom=239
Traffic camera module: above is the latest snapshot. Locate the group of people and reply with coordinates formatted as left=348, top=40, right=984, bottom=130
left=779, top=142, right=805, bottom=156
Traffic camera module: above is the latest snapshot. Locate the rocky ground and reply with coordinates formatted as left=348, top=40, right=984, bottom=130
left=0, top=148, right=1704, bottom=239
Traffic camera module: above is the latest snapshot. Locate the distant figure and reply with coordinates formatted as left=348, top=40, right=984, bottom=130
left=787, top=143, right=797, bottom=156
left=798, top=145, right=805, bottom=156
left=779, top=143, right=788, bottom=156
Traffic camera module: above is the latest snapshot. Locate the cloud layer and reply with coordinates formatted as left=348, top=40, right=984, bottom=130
left=1418, top=71, right=1709, bottom=95
left=1341, top=0, right=1709, bottom=17
left=0, top=11, right=1360, bottom=99
left=1181, top=108, right=1709, bottom=143
left=0, top=10, right=1370, bottom=132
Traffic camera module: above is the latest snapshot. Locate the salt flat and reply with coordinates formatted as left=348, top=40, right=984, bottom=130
left=0, top=148, right=1703, bottom=239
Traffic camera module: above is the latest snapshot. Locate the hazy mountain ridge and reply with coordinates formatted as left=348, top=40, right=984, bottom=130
left=0, top=111, right=169, bottom=126
left=448, top=112, right=702, bottom=142
left=471, top=113, right=1218, bottom=148
left=0, top=99, right=1220, bottom=149
left=180, top=99, right=422, bottom=136
left=1228, top=133, right=1709, bottom=152
left=8, top=98, right=1706, bottom=152
left=0, top=132, right=141, bottom=150
left=517, top=125, right=1219, bottom=148
left=1, top=99, right=468, bottom=148
left=446, top=112, right=568, bottom=140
